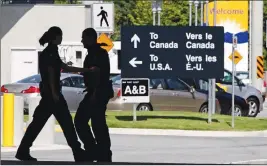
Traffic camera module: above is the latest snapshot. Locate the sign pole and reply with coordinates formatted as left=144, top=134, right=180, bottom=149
left=232, top=35, right=237, bottom=128
left=133, top=103, right=137, bottom=121
left=189, top=0, right=193, bottom=26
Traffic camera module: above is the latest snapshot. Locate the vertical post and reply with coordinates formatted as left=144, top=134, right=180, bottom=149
left=133, top=104, right=137, bottom=121
left=152, top=0, right=157, bottom=26
left=3, top=93, right=14, bottom=147
left=211, top=0, right=217, bottom=114
left=189, top=1, right=193, bottom=26
left=232, top=36, right=236, bottom=128
left=249, top=1, right=252, bottom=83
left=157, top=1, right=162, bottom=26
left=251, top=1, right=263, bottom=90
left=194, top=1, right=199, bottom=26
left=200, top=1, right=204, bottom=26
left=205, top=0, right=212, bottom=124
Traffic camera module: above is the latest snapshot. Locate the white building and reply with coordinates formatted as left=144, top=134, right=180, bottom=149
left=0, top=3, right=120, bottom=85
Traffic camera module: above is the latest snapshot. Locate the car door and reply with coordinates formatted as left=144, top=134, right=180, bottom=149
left=149, top=79, right=173, bottom=111
left=69, top=76, right=86, bottom=111
left=165, top=78, right=196, bottom=111
left=216, top=70, right=247, bottom=97
left=60, top=77, right=78, bottom=112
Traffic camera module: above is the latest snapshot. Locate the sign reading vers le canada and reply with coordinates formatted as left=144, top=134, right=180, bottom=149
left=120, top=26, right=224, bottom=79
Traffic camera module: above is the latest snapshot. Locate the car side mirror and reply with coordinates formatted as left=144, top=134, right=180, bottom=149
left=190, top=86, right=195, bottom=93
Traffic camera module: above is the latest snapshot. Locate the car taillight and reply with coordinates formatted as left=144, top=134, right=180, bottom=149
left=21, top=86, right=40, bottom=93
left=117, top=89, right=121, bottom=97
left=1, top=86, right=8, bottom=93
left=264, top=81, right=266, bottom=87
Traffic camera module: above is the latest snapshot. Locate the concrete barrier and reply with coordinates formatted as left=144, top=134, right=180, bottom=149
left=28, top=96, right=55, bottom=145
left=1, top=94, right=24, bottom=147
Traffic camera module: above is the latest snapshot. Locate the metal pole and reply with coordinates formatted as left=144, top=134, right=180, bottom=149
left=194, top=1, right=199, bottom=26
left=232, top=37, right=236, bottom=128
left=189, top=1, right=193, bottom=26
left=251, top=1, right=263, bottom=91
left=157, top=7, right=161, bottom=26
left=211, top=0, right=217, bottom=114
left=249, top=0, right=252, bottom=83
left=205, top=0, right=212, bottom=124
left=133, top=104, right=137, bottom=121
left=200, top=1, right=204, bottom=26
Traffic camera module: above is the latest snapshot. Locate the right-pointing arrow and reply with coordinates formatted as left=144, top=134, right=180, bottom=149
left=131, top=34, right=140, bottom=48
left=129, top=57, right=142, bottom=67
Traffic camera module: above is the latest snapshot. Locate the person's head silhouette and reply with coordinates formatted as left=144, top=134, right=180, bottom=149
left=81, top=28, right=97, bottom=48
left=39, top=26, right=62, bottom=46
left=100, top=6, right=103, bottom=10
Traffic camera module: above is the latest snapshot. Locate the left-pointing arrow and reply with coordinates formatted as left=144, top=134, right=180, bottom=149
left=129, top=57, right=142, bottom=67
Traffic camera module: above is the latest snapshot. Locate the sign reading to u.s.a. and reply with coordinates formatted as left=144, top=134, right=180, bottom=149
left=121, top=78, right=150, bottom=103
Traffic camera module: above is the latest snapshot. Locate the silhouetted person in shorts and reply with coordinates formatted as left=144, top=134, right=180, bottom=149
left=97, top=6, right=109, bottom=27
left=15, top=26, right=96, bottom=162
left=74, top=28, right=113, bottom=162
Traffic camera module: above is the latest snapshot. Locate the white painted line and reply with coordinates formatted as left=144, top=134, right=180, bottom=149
left=1, top=144, right=70, bottom=153
left=229, top=159, right=267, bottom=164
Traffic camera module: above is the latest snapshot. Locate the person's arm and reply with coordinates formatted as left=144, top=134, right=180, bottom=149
left=61, top=62, right=98, bottom=73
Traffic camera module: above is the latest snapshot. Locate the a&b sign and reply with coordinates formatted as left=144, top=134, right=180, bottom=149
left=121, top=78, right=150, bottom=103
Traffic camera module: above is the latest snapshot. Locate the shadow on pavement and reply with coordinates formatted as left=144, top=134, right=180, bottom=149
left=0, top=160, right=249, bottom=165
left=115, top=116, right=219, bottom=123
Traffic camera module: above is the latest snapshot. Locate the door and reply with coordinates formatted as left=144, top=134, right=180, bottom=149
left=69, top=76, right=86, bottom=109
left=217, top=70, right=247, bottom=97
left=11, top=49, right=38, bottom=83
left=165, top=78, right=196, bottom=111
left=61, top=77, right=79, bottom=112
left=149, top=79, right=172, bottom=110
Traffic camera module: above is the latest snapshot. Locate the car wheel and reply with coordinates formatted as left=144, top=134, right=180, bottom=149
left=229, top=105, right=243, bottom=117
left=199, top=103, right=208, bottom=113
left=136, top=104, right=152, bottom=111
left=247, top=97, right=259, bottom=117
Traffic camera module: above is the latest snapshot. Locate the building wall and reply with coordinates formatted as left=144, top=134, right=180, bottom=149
left=0, top=4, right=92, bottom=85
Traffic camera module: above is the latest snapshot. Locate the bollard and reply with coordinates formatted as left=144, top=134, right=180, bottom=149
left=28, top=96, right=55, bottom=145
left=3, top=93, right=14, bottom=147
left=1, top=96, right=3, bottom=146
left=14, top=96, right=25, bottom=146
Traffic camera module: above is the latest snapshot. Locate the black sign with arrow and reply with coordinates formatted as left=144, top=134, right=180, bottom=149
left=120, top=26, right=224, bottom=79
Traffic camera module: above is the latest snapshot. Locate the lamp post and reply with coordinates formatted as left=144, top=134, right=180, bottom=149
left=152, top=0, right=157, bottom=26
left=157, top=0, right=162, bottom=26
left=189, top=0, right=193, bottom=26
left=194, top=1, right=199, bottom=26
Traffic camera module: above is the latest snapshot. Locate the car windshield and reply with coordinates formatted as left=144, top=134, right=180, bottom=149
left=236, top=72, right=249, bottom=80
left=16, top=74, right=41, bottom=83
left=111, top=75, right=121, bottom=85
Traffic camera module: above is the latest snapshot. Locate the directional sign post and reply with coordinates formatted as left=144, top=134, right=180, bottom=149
left=121, top=78, right=150, bottom=121
left=121, top=26, right=224, bottom=79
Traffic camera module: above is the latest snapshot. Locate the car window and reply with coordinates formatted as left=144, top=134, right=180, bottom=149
left=218, top=71, right=238, bottom=85
left=166, top=79, right=188, bottom=91
left=150, top=79, right=164, bottom=89
left=71, top=76, right=85, bottom=88
left=61, top=77, right=72, bottom=87
left=16, top=75, right=41, bottom=83
left=236, top=73, right=249, bottom=80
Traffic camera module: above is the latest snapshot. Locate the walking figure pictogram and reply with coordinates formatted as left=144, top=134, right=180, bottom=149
left=97, top=6, right=109, bottom=27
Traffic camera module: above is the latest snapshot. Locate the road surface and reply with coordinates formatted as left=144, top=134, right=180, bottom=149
left=1, top=133, right=267, bottom=164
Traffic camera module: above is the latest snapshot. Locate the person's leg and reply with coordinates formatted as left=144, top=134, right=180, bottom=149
left=91, top=99, right=112, bottom=162
left=16, top=98, right=52, bottom=161
left=104, top=17, right=109, bottom=26
left=53, top=94, right=86, bottom=162
left=74, top=94, right=96, bottom=161
left=100, top=17, right=104, bottom=27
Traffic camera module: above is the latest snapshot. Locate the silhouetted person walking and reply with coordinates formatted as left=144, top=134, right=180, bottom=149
left=15, top=26, right=95, bottom=162
left=74, top=28, right=113, bottom=162
left=97, top=6, right=109, bottom=27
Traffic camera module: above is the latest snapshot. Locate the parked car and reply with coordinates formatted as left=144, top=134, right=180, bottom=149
left=181, top=78, right=249, bottom=117
left=214, top=69, right=264, bottom=117
left=110, top=75, right=221, bottom=113
left=235, top=71, right=266, bottom=98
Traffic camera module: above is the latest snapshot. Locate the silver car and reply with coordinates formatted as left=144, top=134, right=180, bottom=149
left=0, top=73, right=87, bottom=113
left=216, top=69, right=264, bottom=117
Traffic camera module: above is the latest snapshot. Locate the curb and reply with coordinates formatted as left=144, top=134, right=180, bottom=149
left=23, top=124, right=267, bottom=137
left=1, top=144, right=70, bottom=153
left=229, top=159, right=267, bottom=164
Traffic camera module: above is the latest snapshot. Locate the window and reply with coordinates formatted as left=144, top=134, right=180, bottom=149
left=61, top=78, right=72, bottom=87
left=218, top=71, right=238, bottom=85
left=166, top=79, right=188, bottom=91
left=111, top=75, right=121, bottom=85
left=17, top=74, right=41, bottom=83
left=71, top=76, right=85, bottom=88
left=150, top=79, right=164, bottom=89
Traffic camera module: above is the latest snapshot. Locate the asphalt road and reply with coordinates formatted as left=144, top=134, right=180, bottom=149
left=1, top=133, right=267, bottom=164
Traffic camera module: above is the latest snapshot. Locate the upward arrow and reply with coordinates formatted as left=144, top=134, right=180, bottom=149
left=131, top=34, right=140, bottom=48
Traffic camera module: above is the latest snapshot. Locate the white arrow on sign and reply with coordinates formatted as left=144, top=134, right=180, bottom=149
left=131, top=34, right=140, bottom=48
left=129, top=57, right=142, bottom=67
